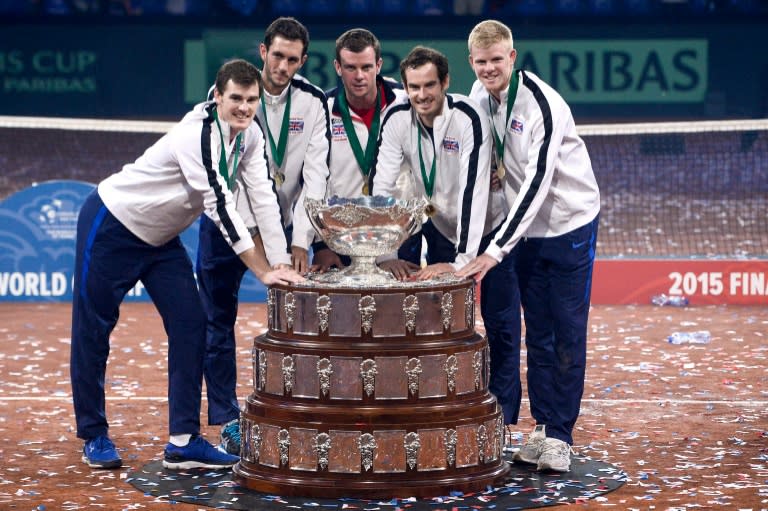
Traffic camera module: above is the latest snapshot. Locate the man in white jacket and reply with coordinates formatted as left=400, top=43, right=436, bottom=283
left=196, top=17, right=330, bottom=456
left=255, top=16, right=331, bottom=270
left=70, top=59, right=303, bottom=471
left=313, top=28, right=409, bottom=270
left=458, top=20, right=601, bottom=473
left=372, top=49, right=520, bottom=450
left=371, top=46, right=504, bottom=280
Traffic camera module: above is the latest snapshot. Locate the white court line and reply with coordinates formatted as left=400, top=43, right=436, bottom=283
left=0, top=396, right=766, bottom=406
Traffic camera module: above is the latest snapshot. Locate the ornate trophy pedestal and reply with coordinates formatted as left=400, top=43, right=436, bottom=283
left=233, top=197, right=509, bottom=498
left=233, top=277, right=509, bottom=498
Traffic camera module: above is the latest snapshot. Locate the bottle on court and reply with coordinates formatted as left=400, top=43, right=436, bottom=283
left=651, top=294, right=689, bottom=307
left=667, top=331, right=711, bottom=345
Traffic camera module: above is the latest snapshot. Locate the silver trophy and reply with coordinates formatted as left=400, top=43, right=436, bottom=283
left=305, top=195, right=427, bottom=285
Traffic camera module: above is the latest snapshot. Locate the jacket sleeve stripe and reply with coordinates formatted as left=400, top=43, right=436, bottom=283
left=369, top=102, right=411, bottom=192
left=292, top=77, right=332, bottom=172
left=495, top=72, right=552, bottom=249
left=453, top=97, right=483, bottom=254
left=251, top=116, right=290, bottom=254
left=202, top=104, right=240, bottom=244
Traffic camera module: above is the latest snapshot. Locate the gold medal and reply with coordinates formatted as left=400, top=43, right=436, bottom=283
left=273, top=172, right=284, bottom=186
left=424, top=203, right=436, bottom=217
left=496, top=162, right=506, bottom=180
left=362, top=182, right=369, bottom=195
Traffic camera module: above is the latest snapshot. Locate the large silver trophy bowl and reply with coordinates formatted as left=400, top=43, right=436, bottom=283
left=305, top=195, right=427, bottom=285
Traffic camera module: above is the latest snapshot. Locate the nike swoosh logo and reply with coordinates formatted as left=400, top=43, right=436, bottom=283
left=572, top=240, right=588, bottom=249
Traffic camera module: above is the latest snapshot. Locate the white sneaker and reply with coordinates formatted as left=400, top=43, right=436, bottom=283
left=536, top=437, right=572, bottom=472
left=511, top=424, right=546, bottom=464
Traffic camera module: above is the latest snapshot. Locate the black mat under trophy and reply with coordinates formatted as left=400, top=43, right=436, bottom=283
left=127, top=453, right=626, bottom=509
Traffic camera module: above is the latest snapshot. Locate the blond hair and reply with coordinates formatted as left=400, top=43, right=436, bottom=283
left=467, top=20, right=514, bottom=51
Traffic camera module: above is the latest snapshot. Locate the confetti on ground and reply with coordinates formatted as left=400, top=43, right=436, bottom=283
left=0, top=302, right=765, bottom=510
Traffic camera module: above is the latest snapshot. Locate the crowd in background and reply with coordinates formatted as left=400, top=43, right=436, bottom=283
left=0, top=0, right=764, bottom=18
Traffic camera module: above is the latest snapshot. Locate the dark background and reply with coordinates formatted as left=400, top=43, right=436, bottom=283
left=1, top=0, right=767, bottom=122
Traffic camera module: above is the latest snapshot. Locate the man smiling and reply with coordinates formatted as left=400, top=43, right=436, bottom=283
left=314, top=28, right=408, bottom=271
left=196, top=17, right=330, bottom=457
left=371, top=46, right=505, bottom=281
left=71, top=59, right=302, bottom=472
left=458, top=19, right=601, bottom=473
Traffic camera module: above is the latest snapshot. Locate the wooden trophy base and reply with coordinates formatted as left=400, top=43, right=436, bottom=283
left=233, top=278, right=509, bottom=498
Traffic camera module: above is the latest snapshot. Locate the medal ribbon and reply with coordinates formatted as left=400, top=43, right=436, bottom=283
left=489, top=69, right=518, bottom=167
left=417, top=124, right=437, bottom=199
left=261, top=88, right=291, bottom=168
left=213, top=109, right=242, bottom=191
left=337, top=89, right=381, bottom=182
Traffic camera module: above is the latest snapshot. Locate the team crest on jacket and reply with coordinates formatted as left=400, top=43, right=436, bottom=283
left=442, top=137, right=459, bottom=153
left=331, top=118, right=347, bottom=140
left=509, top=119, right=524, bottom=134
left=289, top=118, right=304, bottom=133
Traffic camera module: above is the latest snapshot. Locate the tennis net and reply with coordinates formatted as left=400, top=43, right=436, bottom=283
left=1, top=115, right=766, bottom=259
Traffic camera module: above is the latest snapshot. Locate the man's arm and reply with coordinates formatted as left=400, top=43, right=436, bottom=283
left=452, top=101, right=492, bottom=271
left=371, top=108, right=422, bottom=280
left=173, top=120, right=256, bottom=256
left=370, top=109, right=408, bottom=196
left=238, top=123, right=292, bottom=267
left=487, top=97, right=564, bottom=262
left=238, top=244, right=304, bottom=285
left=291, top=90, right=332, bottom=261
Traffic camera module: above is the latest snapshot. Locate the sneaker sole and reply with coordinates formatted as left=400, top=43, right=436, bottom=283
left=537, top=461, right=571, bottom=472
left=82, top=455, right=122, bottom=469
left=162, top=459, right=237, bottom=470
left=219, top=442, right=241, bottom=456
left=511, top=450, right=540, bottom=464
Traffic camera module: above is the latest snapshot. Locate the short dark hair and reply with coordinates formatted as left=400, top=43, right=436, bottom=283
left=264, top=17, right=310, bottom=56
left=335, top=28, right=381, bottom=62
left=215, top=59, right=262, bottom=95
left=399, top=46, right=449, bottom=85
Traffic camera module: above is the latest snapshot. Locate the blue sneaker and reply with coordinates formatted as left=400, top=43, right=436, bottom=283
left=220, top=419, right=241, bottom=455
left=82, top=436, right=122, bottom=469
left=162, top=435, right=239, bottom=470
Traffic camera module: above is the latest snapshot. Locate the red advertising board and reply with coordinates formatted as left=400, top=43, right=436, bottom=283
left=592, top=259, right=768, bottom=305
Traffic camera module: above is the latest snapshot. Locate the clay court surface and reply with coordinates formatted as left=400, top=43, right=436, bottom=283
left=0, top=301, right=765, bottom=510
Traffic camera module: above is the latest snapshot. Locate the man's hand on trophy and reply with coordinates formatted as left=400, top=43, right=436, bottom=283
left=379, top=259, right=420, bottom=281
left=455, top=254, right=499, bottom=282
left=414, top=263, right=454, bottom=281
left=261, top=266, right=306, bottom=286
left=311, top=248, right=345, bottom=273
left=291, top=246, right=309, bottom=274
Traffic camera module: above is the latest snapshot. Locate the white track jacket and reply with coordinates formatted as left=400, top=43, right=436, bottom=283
left=98, top=100, right=287, bottom=260
left=326, top=76, right=408, bottom=198
left=255, top=74, right=330, bottom=251
left=470, top=70, right=600, bottom=262
left=372, top=93, right=506, bottom=270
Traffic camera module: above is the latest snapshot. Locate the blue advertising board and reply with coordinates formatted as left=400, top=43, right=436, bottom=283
left=0, top=180, right=268, bottom=302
